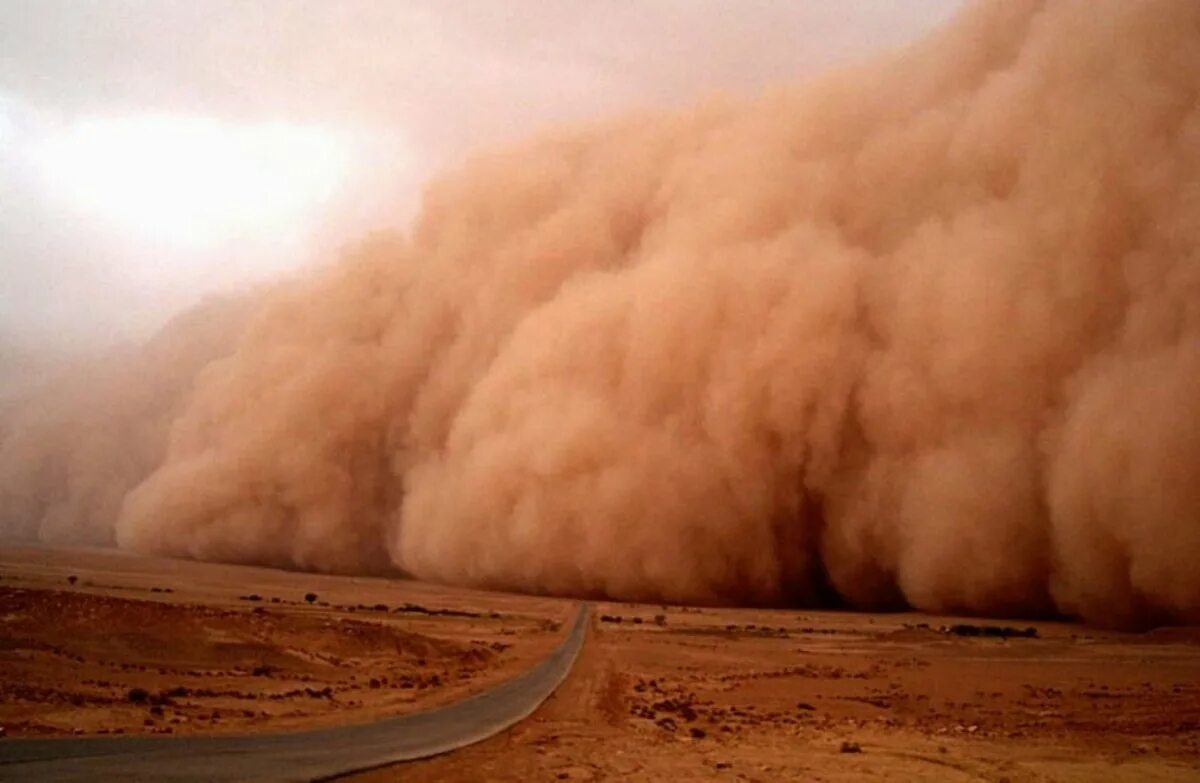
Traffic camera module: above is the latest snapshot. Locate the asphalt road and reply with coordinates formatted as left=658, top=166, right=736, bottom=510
left=0, top=603, right=590, bottom=782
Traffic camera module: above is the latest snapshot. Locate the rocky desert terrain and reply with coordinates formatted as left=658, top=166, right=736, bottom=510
left=1, top=545, right=1198, bottom=781
left=0, top=545, right=568, bottom=738
left=361, top=603, right=1200, bottom=782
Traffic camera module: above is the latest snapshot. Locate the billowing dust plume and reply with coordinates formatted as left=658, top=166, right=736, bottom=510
left=0, top=296, right=252, bottom=544
left=3, top=0, right=1199, bottom=627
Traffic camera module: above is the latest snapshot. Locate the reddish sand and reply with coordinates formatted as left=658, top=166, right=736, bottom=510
left=358, top=603, right=1200, bottom=781
left=0, top=545, right=569, bottom=737
left=2, top=546, right=1198, bottom=781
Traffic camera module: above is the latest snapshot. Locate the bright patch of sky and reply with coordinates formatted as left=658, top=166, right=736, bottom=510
left=31, top=115, right=351, bottom=249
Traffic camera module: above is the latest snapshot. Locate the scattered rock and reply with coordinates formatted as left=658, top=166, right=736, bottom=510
left=126, top=688, right=150, bottom=704
left=839, top=740, right=862, bottom=754
left=941, top=624, right=1038, bottom=639
left=391, top=602, right=480, bottom=619
left=305, top=593, right=318, bottom=604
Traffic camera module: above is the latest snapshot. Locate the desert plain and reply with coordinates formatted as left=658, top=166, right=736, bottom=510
left=1, top=544, right=1197, bottom=782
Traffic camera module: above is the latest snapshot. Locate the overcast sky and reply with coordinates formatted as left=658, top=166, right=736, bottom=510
left=0, top=0, right=962, bottom=362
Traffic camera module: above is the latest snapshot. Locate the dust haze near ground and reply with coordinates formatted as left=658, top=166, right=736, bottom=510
left=0, top=296, right=252, bottom=543
left=2, top=0, right=1198, bottom=628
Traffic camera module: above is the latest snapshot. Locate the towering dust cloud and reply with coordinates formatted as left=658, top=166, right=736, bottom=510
left=3, top=0, right=1199, bottom=628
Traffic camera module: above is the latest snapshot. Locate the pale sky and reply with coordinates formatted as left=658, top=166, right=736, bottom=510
left=0, top=0, right=962, bottom=362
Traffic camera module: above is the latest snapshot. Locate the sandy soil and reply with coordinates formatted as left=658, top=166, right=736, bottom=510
left=357, top=603, right=1200, bottom=782
left=3, top=547, right=1198, bottom=780
left=0, top=545, right=570, bottom=738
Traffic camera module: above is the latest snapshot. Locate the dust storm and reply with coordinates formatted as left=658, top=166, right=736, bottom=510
left=2, top=0, right=1198, bottom=628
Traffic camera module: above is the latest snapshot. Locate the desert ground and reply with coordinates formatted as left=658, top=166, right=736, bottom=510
left=0, top=544, right=568, bottom=738
left=1, top=546, right=1198, bottom=781
left=361, top=604, right=1200, bottom=782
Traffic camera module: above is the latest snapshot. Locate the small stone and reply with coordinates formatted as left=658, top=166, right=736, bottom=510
left=839, top=740, right=862, bottom=754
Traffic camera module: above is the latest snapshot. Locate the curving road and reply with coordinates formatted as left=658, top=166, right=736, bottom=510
left=0, top=604, right=590, bottom=782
